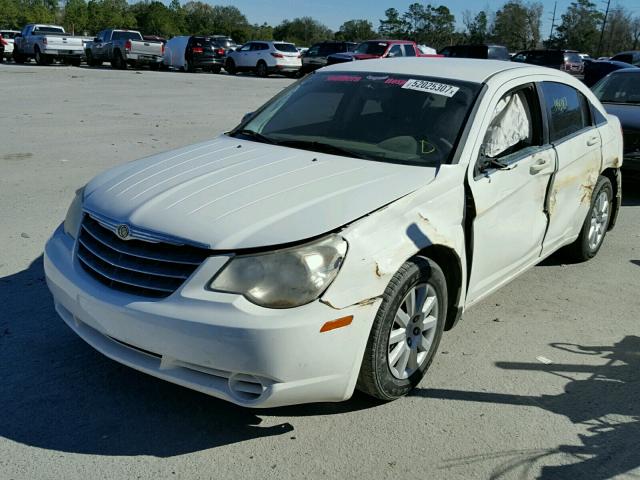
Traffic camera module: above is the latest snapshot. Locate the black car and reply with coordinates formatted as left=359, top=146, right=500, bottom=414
left=438, top=44, right=510, bottom=61
left=188, top=36, right=227, bottom=73
left=584, top=60, right=636, bottom=87
left=592, top=68, right=640, bottom=173
left=610, top=51, right=640, bottom=66
left=302, top=41, right=357, bottom=73
left=512, top=49, right=583, bottom=75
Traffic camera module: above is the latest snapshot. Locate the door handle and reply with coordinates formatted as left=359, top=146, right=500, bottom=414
left=530, top=157, right=550, bottom=174
left=587, top=136, right=599, bottom=146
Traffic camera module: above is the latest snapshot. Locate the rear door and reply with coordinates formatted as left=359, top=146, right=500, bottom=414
left=466, top=82, right=556, bottom=303
left=540, top=81, right=603, bottom=255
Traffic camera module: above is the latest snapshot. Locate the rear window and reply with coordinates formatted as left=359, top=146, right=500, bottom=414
left=529, top=51, right=563, bottom=66
left=190, top=37, right=214, bottom=47
left=274, top=43, right=297, bottom=53
left=112, top=31, right=142, bottom=41
left=564, top=52, right=582, bottom=63
left=318, top=44, right=343, bottom=56
left=355, top=42, right=388, bottom=56
left=32, top=26, right=65, bottom=35
left=488, top=46, right=509, bottom=60
left=610, top=53, right=637, bottom=65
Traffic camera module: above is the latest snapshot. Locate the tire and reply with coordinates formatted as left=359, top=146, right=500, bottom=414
left=111, top=51, right=126, bottom=70
left=34, top=47, right=50, bottom=66
left=565, top=175, right=613, bottom=262
left=225, top=58, right=236, bottom=75
left=211, top=65, right=221, bottom=74
left=256, top=60, right=268, bottom=77
left=357, top=256, right=447, bottom=401
left=13, top=51, right=25, bottom=64
left=70, top=58, right=81, bottom=67
left=86, top=51, right=99, bottom=67
left=183, top=59, right=194, bottom=72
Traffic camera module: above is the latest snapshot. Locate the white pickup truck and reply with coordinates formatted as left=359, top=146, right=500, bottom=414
left=13, top=24, right=84, bottom=66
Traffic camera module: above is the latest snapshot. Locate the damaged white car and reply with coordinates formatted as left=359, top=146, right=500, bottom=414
left=45, top=58, right=623, bottom=407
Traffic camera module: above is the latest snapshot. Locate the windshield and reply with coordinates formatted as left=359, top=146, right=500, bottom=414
left=233, top=71, right=482, bottom=166
left=355, top=42, right=388, bottom=56
left=593, top=72, right=640, bottom=104
left=112, top=31, right=142, bottom=41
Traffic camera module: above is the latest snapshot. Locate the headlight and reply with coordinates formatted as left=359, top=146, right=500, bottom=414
left=63, top=186, right=85, bottom=238
left=209, top=234, right=347, bottom=308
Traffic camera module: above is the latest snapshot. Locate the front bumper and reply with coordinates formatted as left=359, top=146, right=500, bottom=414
left=44, top=224, right=380, bottom=407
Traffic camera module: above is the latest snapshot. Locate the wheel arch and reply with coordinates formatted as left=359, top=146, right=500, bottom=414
left=600, top=167, right=620, bottom=230
left=415, top=245, right=464, bottom=331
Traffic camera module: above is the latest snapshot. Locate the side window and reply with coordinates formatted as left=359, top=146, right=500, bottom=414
left=387, top=45, right=403, bottom=57
left=611, top=53, right=632, bottom=64
left=404, top=45, right=416, bottom=57
left=512, top=53, right=526, bottom=62
left=541, top=82, right=591, bottom=142
left=239, top=43, right=252, bottom=52
left=307, top=45, right=319, bottom=56
left=480, top=86, right=540, bottom=161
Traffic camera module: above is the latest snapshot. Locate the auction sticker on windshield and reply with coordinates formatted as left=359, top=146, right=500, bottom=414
left=401, top=79, right=459, bottom=97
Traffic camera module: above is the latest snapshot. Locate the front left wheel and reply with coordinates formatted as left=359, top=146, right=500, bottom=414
left=357, top=256, right=447, bottom=401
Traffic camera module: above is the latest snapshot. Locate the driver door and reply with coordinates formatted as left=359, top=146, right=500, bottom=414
left=466, top=82, right=556, bottom=304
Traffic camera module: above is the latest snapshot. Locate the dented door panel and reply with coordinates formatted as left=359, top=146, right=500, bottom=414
left=466, top=146, right=555, bottom=304
left=542, top=131, right=602, bottom=255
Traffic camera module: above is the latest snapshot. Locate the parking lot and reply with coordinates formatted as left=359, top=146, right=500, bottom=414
left=1, top=63, right=639, bottom=479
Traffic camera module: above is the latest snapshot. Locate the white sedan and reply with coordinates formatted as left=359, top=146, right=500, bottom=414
left=44, top=58, right=623, bottom=407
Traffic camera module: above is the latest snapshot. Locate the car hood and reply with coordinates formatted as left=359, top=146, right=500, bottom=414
left=84, top=135, right=435, bottom=250
left=603, top=103, right=640, bottom=130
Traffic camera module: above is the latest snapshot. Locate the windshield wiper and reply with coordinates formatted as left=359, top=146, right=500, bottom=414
left=276, top=139, right=371, bottom=160
left=231, top=129, right=278, bottom=145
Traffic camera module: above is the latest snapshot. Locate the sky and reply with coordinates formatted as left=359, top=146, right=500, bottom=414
left=214, top=0, right=640, bottom=40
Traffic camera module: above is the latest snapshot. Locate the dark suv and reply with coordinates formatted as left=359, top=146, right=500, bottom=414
left=512, top=49, right=583, bottom=75
left=439, top=44, right=510, bottom=61
left=302, top=41, right=357, bottom=73
left=610, top=51, right=640, bottom=66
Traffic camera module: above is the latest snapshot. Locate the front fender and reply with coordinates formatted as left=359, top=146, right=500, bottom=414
left=321, top=164, right=468, bottom=311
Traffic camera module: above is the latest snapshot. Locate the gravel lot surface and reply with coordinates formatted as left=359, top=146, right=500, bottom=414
left=1, top=63, right=639, bottom=480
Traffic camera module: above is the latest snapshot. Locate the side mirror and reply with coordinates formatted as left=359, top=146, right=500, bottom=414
left=235, top=47, right=242, bottom=52
left=387, top=52, right=397, bottom=58
left=93, top=37, right=100, bottom=42
left=241, top=112, right=254, bottom=124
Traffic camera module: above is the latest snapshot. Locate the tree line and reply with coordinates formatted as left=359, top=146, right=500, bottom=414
left=0, top=0, right=637, bottom=55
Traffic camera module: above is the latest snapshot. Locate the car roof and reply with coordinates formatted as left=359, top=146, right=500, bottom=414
left=609, top=67, right=640, bottom=74
left=322, top=57, right=536, bottom=83
left=362, top=39, right=413, bottom=44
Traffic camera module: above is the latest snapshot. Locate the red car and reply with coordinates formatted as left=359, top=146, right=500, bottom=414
left=326, top=40, right=439, bottom=65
